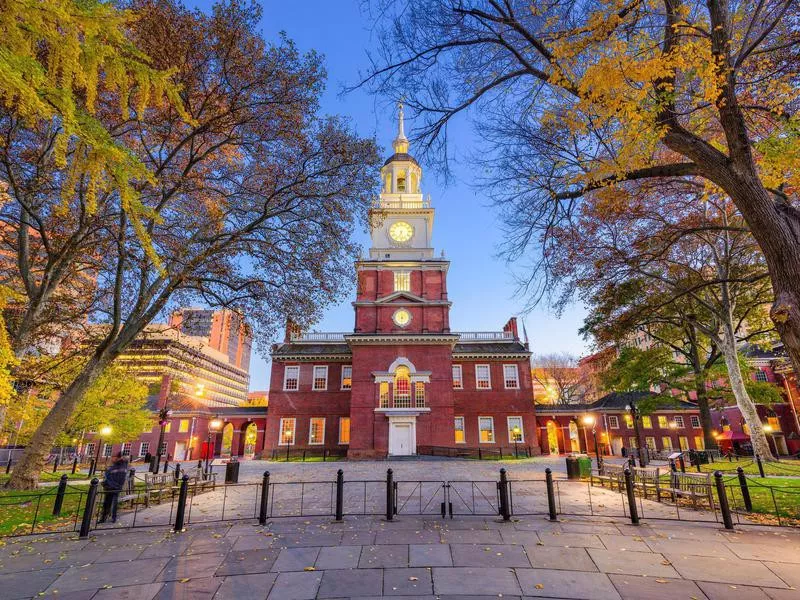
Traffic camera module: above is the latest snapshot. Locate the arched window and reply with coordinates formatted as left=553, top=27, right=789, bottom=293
left=394, top=366, right=411, bottom=407
left=397, top=176, right=406, bottom=192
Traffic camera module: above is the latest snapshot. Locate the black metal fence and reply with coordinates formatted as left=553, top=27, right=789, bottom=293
left=268, top=448, right=348, bottom=462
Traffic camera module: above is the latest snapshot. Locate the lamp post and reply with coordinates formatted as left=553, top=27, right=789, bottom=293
left=206, top=418, right=223, bottom=476
left=93, top=425, right=112, bottom=475
left=763, top=423, right=777, bottom=459
left=512, top=426, right=521, bottom=458
left=625, top=402, right=647, bottom=467
left=284, top=429, right=293, bottom=462
left=582, top=415, right=602, bottom=471
left=153, top=406, right=172, bottom=473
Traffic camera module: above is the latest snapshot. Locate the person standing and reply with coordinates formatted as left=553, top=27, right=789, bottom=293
left=99, top=454, right=128, bottom=523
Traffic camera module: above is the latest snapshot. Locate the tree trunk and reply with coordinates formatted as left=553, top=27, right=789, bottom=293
left=4, top=354, right=109, bottom=489
left=719, top=323, right=774, bottom=460
left=694, top=377, right=718, bottom=451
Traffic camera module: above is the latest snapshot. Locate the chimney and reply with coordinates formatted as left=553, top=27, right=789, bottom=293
left=284, top=319, right=302, bottom=343
left=503, top=317, right=519, bottom=340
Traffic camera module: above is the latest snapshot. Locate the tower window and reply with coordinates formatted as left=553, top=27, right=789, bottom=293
left=394, top=271, right=410, bottom=292
left=397, top=177, right=406, bottom=192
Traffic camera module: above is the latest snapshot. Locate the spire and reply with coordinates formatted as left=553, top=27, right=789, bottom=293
left=392, top=101, right=409, bottom=153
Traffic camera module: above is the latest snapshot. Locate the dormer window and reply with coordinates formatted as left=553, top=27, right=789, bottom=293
left=397, top=176, right=406, bottom=192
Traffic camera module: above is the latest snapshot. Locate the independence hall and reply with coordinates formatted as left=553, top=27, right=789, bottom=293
left=266, top=108, right=536, bottom=458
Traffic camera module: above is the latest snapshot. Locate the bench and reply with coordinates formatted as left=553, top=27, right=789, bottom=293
left=590, top=463, right=625, bottom=491
left=631, top=466, right=661, bottom=501
left=660, top=472, right=714, bottom=509
left=142, top=473, right=176, bottom=505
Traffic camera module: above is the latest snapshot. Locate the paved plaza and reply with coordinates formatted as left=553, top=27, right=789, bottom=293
left=2, top=459, right=800, bottom=599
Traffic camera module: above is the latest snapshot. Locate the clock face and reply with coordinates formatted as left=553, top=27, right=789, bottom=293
left=393, top=308, right=411, bottom=327
left=389, top=221, right=414, bottom=243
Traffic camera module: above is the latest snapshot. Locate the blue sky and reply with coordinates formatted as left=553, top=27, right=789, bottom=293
left=189, top=0, right=589, bottom=390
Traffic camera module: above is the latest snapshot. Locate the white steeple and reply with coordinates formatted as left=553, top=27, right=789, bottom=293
left=393, top=101, right=409, bottom=153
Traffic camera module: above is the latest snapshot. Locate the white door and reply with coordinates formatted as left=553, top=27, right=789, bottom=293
left=174, top=442, right=186, bottom=461
left=390, top=423, right=413, bottom=456
left=611, top=437, right=623, bottom=456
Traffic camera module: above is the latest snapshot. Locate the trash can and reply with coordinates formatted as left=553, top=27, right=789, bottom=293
left=577, top=455, right=592, bottom=478
left=565, top=456, right=580, bottom=480
left=224, top=459, right=240, bottom=483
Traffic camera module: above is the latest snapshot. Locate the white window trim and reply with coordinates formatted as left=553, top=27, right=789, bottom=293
left=283, top=366, right=300, bottom=391
left=674, top=415, right=684, bottom=428
left=454, top=416, right=466, bottom=444
left=690, top=415, right=701, bottom=428
left=139, top=442, right=150, bottom=457
left=341, top=365, right=352, bottom=390
left=312, top=365, right=329, bottom=391
left=608, top=415, right=619, bottom=429
left=452, top=365, right=463, bottom=389
left=279, top=417, right=296, bottom=445
left=121, top=442, right=132, bottom=456
left=475, top=364, right=492, bottom=390
left=338, top=417, right=350, bottom=445
left=478, top=416, right=495, bottom=443
left=309, top=417, right=325, bottom=445
left=503, top=364, right=520, bottom=389
left=507, top=416, right=524, bottom=443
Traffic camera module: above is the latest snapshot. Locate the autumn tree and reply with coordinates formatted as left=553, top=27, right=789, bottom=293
left=2, top=0, right=379, bottom=488
left=363, top=0, right=800, bottom=392
left=531, top=353, right=588, bottom=404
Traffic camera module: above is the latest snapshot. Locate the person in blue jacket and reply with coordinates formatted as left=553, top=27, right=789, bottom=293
left=99, top=454, right=128, bottom=523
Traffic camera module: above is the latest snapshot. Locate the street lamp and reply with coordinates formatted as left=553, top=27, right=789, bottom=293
left=284, top=428, right=293, bottom=462
left=153, top=406, right=173, bottom=473
left=92, top=425, right=112, bottom=476
left=763, top=423, right=777, bottom=458
left=625, top=403, right=647, bottom=467
left=511, top=426, right=522, bottom=458
left=582, top=415, right=602, bottom=471
left=206, top=418, right=223, bottom=477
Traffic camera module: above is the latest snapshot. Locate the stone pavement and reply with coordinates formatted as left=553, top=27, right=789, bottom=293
left=2, top=512, right=800, bottom=599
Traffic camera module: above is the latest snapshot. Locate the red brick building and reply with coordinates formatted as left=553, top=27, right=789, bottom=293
left=266, top=108, right=535, bottom=458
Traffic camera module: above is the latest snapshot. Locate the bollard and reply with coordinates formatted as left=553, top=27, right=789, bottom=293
left=545, top=468, right=558, bottom=521
left=714, top=471, right=734, bottom=530
left=163, top=459, right=169, bottom=474
left=335, top=469, right=344, bottom=522
left=53, top=456, right=60, bottom=473
left=695, top=458, right=701, bottom=473
left=737, top=467, right=752, bottom=512
left=623, top=468, right=640, bottom=525
left=72, top=456, right=78, bottom=474
left=498, top=468, right=511, bottom=521
left=79, top=478, right=99, bottom=539
left=174, top=463, right=181, bottom=483
left=710, top=452, right=715, bottom=464
left=756, top=455, right=765, bottom=478
left=5, top=458, right=11, bottom=474
left=173, top=475, right=190, bottom=532
left=678, top=455, right=686, bottom=473
left=628, top=456, right=635, bottom=469
left=259, top=471, right=270, bottom=525
left=88, top=458, right=96, bottom=477
left=128, top=468, right=136, bottom=495
left=386, top=469, right=394, bottom=521
left=52, top=474, right=69, bottom=516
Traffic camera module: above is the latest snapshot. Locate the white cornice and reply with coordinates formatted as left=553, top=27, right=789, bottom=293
left=271, top=353, right=352, bottom=362
left=346, top=334, right=459, bottom=346
left=453, top=352, right=532, bottom=360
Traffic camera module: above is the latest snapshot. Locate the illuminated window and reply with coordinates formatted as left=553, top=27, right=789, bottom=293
left=452, top=365, right=463, bottom=389
left=283, top=366, right=300, bottom=391
left=394, top=366, right=412, bottom=407
left=645, top=436, right=656, bottom=450
left=679, top=436, right=689, bottom=451
left=414, top=382, right=425, bottom=407
left=694, top=436, right=705, bottom=450
left=164, top=422, right=172, bottom=433
left=768, top=416, right=781, bottom=431
left=507, top=416, right=524, bottom=442
left=379, top=382, right=389, bottom=407
left=179, top=419, right=190, bottom=433
left=339, top=417, right=350, bottom=444
left=743, top=422, right=751, bottom=435
left=454, top=417, right=465, bottom=444
left=629, top=437, right=638, bottom=448
left=658, top=416, right=668, bottom=429
left=394, top=271, right=410, bottom=292
left=279, top=418, right=296, bottom=445
left=625, top=414, right=633, bottom=429
left=479, top=417, right=495, bottom=443
left=313, top=366, right=328, bottom=391
left=690, top=415, right=701, bottom=428
left=341, top=365, right=352, bottom=390
left=642, top=416, right=652, bottom=429
left=608, top=416, right=619, bottom=429
left=503, top=365, right=520, bottom=389
left=309, top=418, right=325, bottom=445
left=85, top=443, right=95, bottom=457
left=661, top=437, right=673, bottom=450
left=674, top=415, right=684, bottom=428
left=475, top=365, right=491, bottom=389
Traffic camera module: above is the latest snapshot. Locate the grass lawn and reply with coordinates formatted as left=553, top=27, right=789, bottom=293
left=720, top=475, right=800, bottom=524
left=0, top=485, right=89, bottom=537
left=694, top=458, right=800, bottom=477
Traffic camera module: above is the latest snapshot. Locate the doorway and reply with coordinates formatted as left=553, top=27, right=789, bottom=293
left=611, top=437, right=623, bottom=456
left=389, top=417, right=416, bottom=456
left=174, top=441, right=186, bottom=461
left=546, top=421, right=559, bottom=455
left=568, top=421, right=580, bottom=452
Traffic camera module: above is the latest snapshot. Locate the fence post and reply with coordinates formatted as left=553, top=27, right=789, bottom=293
left=756, top=455, right=765, bottom=478
left=259, top=471, right=270, bottom=525
left=498, top=468, right=511, bottom=521
left=79, top=478, right=99, bottom=539
left=623, top=468, right=639, bottom=525
left=52, top=474, right=69, bottom=516
left=52, top=456, right=59, bottom=473
left=736, top=467, right=752, bottom=512
left=335, top=469, right=344, bottom=522
left=385, top=469, right=394, bottom=521
left=678, top=455, right=686, bottom=473
left=72, top=456, right=78, bottom=474
left=174, top=463, right=181, bottom=483
left=163, top=459, right=169, bottom=474
left=173, top=474, right=190, bottom=532
left=714, top=471, right=734, bottom=530
left=545, top=468, right=557, bottom=521
left=5, top=458, right=11, bottom=474
left=478, top=448, right=482, bottom=460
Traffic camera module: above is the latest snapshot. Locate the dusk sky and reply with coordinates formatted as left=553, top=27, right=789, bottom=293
left=189, top=0, right=590, bottom=390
